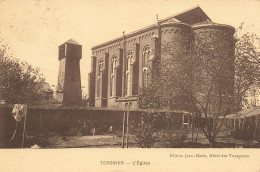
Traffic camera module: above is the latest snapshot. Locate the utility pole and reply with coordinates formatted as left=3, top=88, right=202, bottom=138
left=122, top=31, right=127, bottom=97
left=126, top=103, right=130, bottom=148
left=122, top=111, right=126, bottom=148
left=22, top=103, right=28, bottom=148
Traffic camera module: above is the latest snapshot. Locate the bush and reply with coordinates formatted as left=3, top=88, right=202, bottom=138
left=232, top=128, right=254, bottom=140
left=134, top=113, right=157, bottom=148
left=78, top=126, right=91, bottom=136
left=135, top=123, right=157, bottom=148
left=155, top=129, right=188, bottom=148
left=132, top=113, right=188, bottom=148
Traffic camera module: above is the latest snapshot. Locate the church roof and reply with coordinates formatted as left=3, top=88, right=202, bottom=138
left=63, top=39, right=81, bottom=45
left=92, top=5, right=212, bottom=50
left=160, top=5, right=211, bottom=25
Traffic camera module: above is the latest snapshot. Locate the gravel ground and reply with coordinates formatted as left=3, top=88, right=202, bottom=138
left=29, top=135, right=137, bottom=148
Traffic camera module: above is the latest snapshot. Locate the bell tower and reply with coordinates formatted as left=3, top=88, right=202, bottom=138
left=56, top=39, right=82, bottom=104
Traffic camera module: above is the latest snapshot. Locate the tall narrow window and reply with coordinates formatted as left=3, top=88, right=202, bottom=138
left=143, top=69, right=148, bottom=88
left=111, top=55, right=117, bottom=97
left=97, top=59, right=103, bottom=98
left=126, top=51, right=133, bottom=96
left=110, top=76, right=114, bottom=97
left=97, top=78, right=100, bottom=98
left=143, top=46, right=150, bottom=88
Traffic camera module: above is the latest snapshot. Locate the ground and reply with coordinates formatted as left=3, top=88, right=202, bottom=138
left=27, top=135, right=136, bottom=148
left=24, top=132, right=259, bottom=148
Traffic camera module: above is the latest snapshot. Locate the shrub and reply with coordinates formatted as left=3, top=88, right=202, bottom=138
left=135, top=123, right=157, bottom=148
left=155, top=129, right=188, bottom=148
left=134, top=113, right=157, bottom=148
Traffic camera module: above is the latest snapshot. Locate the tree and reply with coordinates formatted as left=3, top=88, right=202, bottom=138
left=138, top=23, right=260, bottom=147
left=0, top=44, right=46, bottom=104
left=234, top=23, right=260, bottom=110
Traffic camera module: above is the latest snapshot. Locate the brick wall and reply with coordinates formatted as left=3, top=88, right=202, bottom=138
left=0, top=106, right=184, bottom=148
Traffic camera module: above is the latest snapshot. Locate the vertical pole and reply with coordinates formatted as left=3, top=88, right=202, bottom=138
left=122, top=31, right=127, bottom=97
left=191, top=114, right=194, bottom=144
left=239, top=118, right=241, bottom=131
left=182, top=114, right=184, bottom=128
left=122, top=111, right=125, bottom=148
left=191, top=114, right=194, bottom=128
left=84, top=117, right=86, bottom=128
left=90, top=110, right=92, bottom=128
left=253, top=116, right=258, bottom=140
left=234, top=118, right=236, bottom=130
left=126, top=104, right=129, bottom=148
left=232, top=119, right=235, bottom=139
left=242, top=118, right=245, bottom=130
left=224, top=119, right=227, bottom=139
left=89, top=110, right=94, bottom=143
left=22, top=103, right=28, bottom=148
left=188, top=114, right=190, bottom=128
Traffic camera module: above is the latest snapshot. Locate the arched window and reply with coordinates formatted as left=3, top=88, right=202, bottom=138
left=143, top=46, right=150, bottom=68
left=126, top=51, right=133, bottom=71
left=129, top=102, right=132, bottom=109
left=111, top=55, right=117, bottom=97
left=111, top=56, right=117, bottom=75
left=126, top=51, right=133, bottom=96
left=98, top=59, right=104, bottom=75
left=143, top=46, right=150, bottom=88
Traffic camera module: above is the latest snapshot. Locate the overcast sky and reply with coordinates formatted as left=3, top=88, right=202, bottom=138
left=0, top=0, right=259, bottom=95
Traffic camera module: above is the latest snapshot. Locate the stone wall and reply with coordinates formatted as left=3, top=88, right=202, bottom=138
left=0, top=105, right=184, bottom=148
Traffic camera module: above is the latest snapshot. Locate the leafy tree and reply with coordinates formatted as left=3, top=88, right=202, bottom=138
left=234, top=23, right=260, bottom=109
left=0, top=44, right=46, bottom=104
left=138, top=23, right=260, bottom=147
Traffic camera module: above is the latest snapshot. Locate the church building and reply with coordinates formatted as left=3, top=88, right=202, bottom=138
left=88, top=6, right=235, bottom=110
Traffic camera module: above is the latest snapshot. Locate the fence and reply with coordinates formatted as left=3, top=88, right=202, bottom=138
left=0, top=105, right=186, bottom=148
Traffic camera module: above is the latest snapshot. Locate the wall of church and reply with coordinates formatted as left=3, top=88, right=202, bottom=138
left=192, top=24, right=235, bottom=115
left=89, top=22, right=235, bottom=114
left=91, top=27, right=159, bottom=108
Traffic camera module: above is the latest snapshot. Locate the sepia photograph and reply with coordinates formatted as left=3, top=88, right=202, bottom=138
left=0, top=0, right=259, bottom=171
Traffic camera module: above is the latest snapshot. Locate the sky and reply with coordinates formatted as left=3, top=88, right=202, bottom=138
left=0, top=0, right=259, bottom=96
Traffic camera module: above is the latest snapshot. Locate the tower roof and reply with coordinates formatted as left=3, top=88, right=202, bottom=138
left=63, top=39, right=81, bottom=45
left=192, top=20, right=218, bottom=26
left=160, top=18, right=181, bottom=25
left=192, top=19, right=235, bottom=32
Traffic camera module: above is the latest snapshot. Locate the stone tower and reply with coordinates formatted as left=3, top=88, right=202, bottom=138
left=56, top=39, right=82, bottom=104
